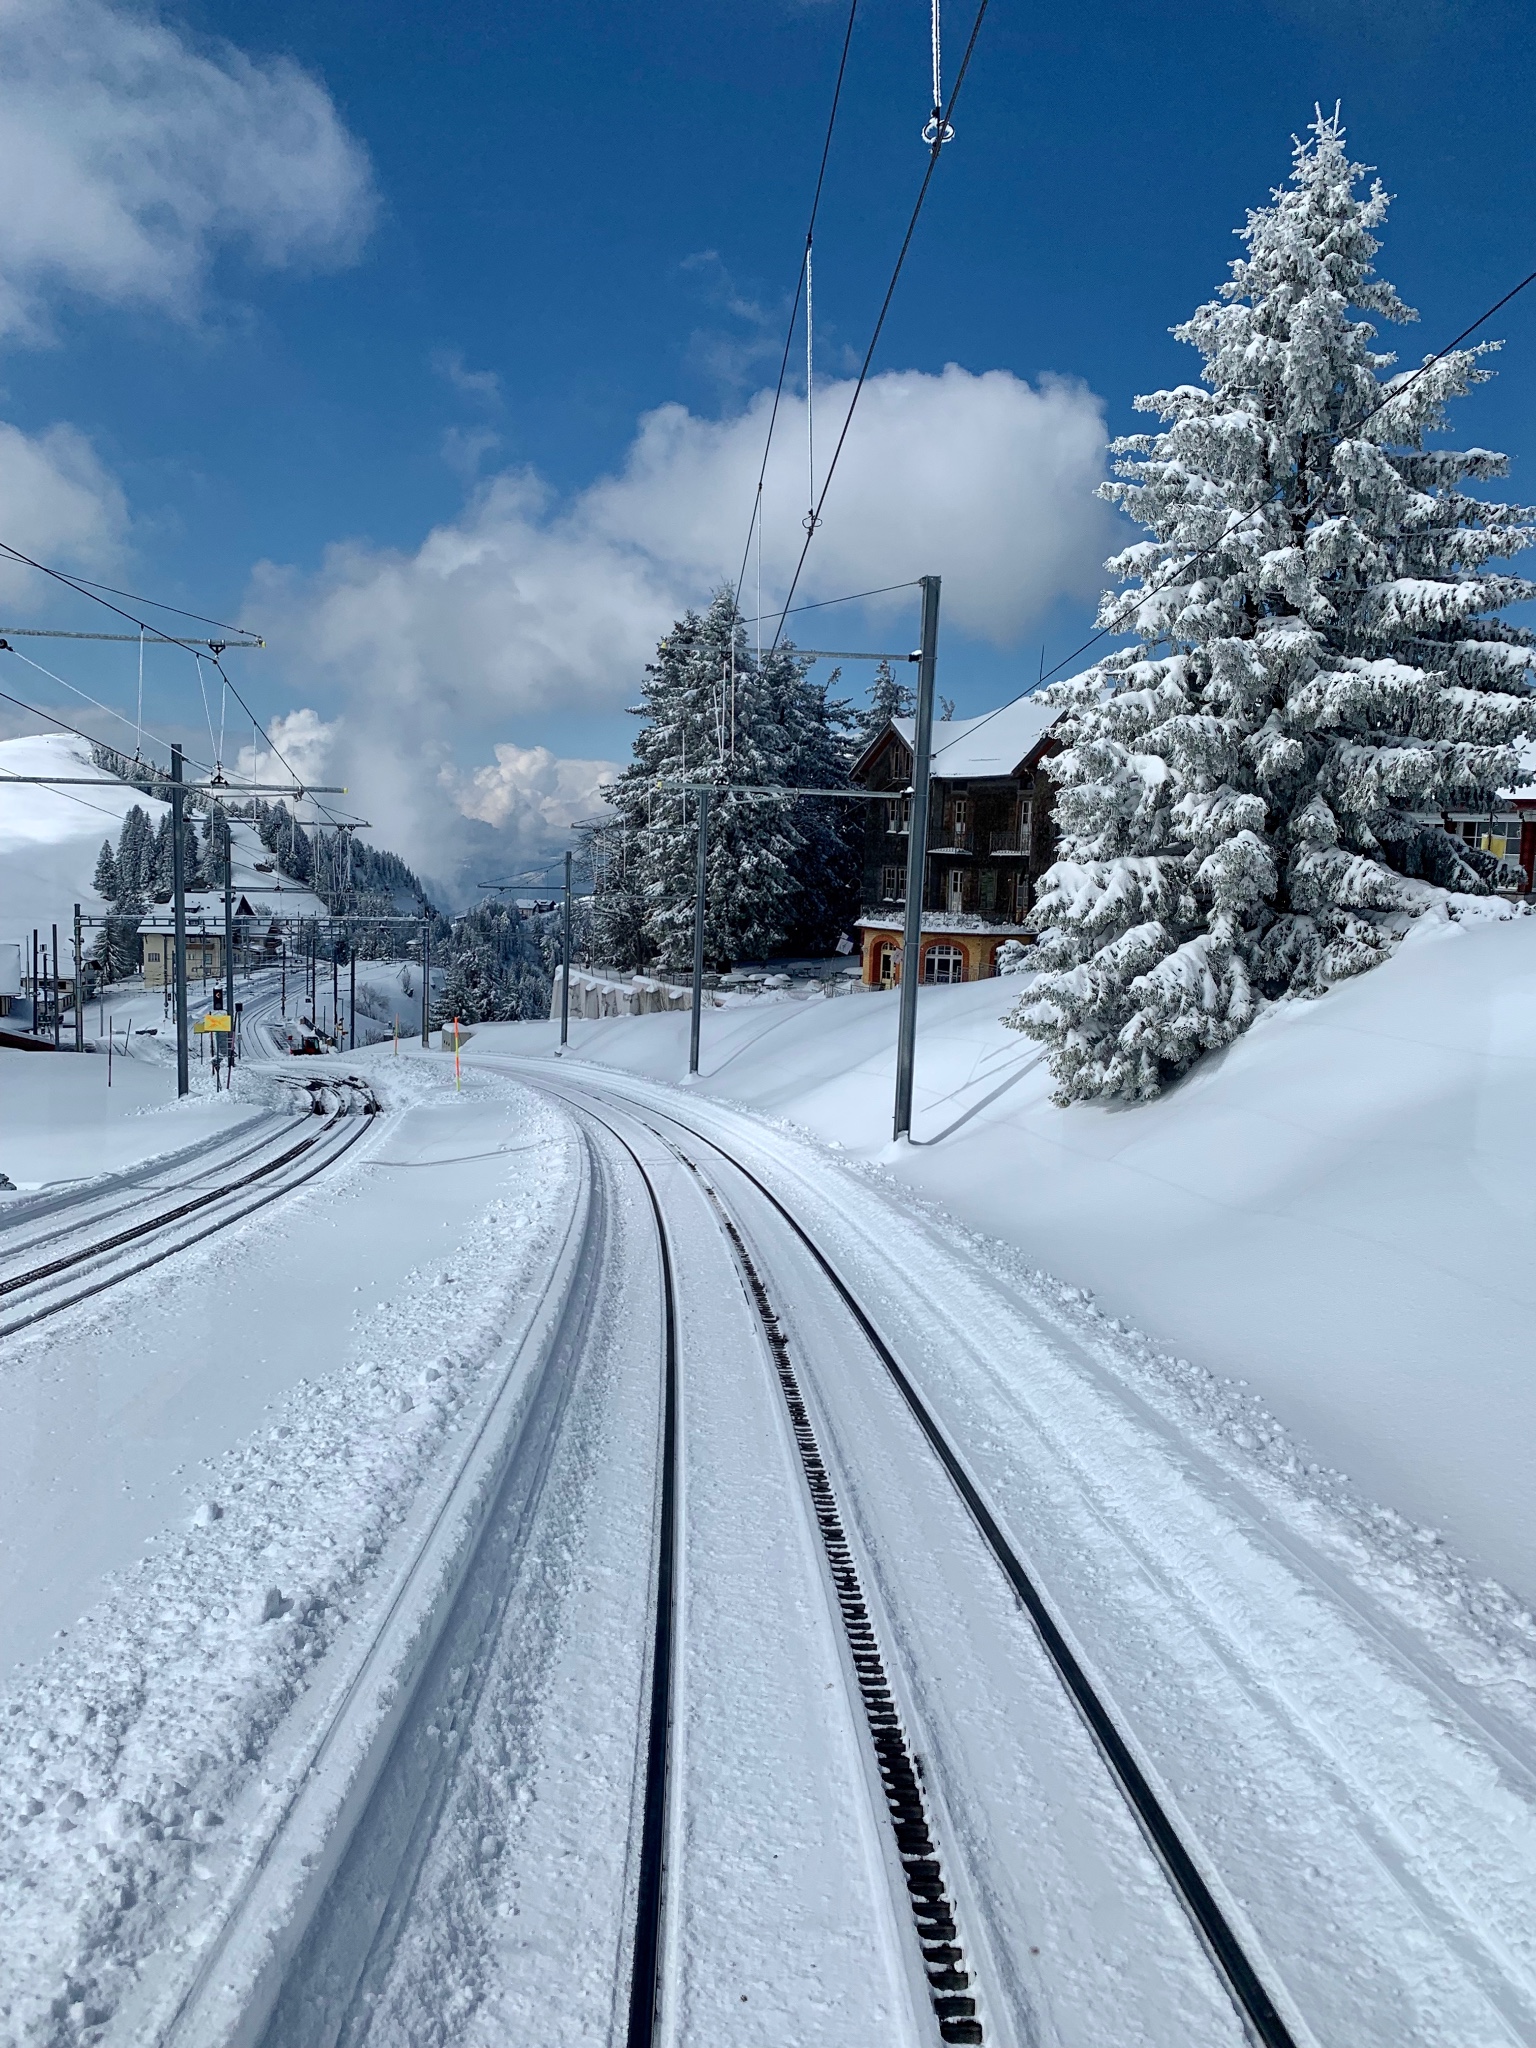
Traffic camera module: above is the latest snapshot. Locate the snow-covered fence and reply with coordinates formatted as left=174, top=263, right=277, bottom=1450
left=550, top=967, right=693, bottom=1020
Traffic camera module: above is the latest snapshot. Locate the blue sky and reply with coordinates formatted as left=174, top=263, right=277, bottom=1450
left=2, top=0, right=1533, bottom=892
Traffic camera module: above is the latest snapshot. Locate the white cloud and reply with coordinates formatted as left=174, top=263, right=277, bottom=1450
left=251, top=364, right=1114, bottom=891
left=0, top=419, right=127, bottom=598
left=233, top=707, right=338, bottom=788
left=445, top=743, right=620, bottom=834
left=0, top=0, right=375, bottom=337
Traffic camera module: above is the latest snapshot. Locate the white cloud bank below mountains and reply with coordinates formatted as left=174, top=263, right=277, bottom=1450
left=253, top=365, right=1115, bottom=887
left=0, top=0, right=375, bottom=338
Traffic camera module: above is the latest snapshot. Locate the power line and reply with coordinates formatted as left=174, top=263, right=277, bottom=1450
left=768, top=0, right=991, bottom=653
left=730, top=0, right=860, bottom=632
left=737, top=579, right=921, bottom=629
left=0, top=541, right=260, bottom=641
left=0, top=642, right=217, bottom=777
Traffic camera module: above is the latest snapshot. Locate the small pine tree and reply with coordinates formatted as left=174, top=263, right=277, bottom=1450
left=854, top=658, right=917, bottom=756
left=150, top=814, right=174, bottom=898
left=116, top=805, right=152, bottom=898
left=1010, top=112, right=1536, bottom=1103
left=93, top=839, right=120, bottom=901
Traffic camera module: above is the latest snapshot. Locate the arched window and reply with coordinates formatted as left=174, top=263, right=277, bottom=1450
left=922, top=943, right=965, bottom=984
left=878, top=942, right=902, bottom=987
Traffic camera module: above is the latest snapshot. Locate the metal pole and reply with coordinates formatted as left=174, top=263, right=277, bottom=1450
left=221, top=806, right=236, bottom=1073
left=171, top=744, right=190, bottom=1097
left=222, top=808, right=235, bottom=1070
left=349, top=944, right=356, bottom=1051
left=73, top=905, right=83, bottom=1051
left=893, top=575, right=941, bottom=1142
left=421, top=919, right=430, bottom=1047
left=51, top=923, right=60, bottom=1046
left=332, top=945, right=339, bottom=1045
left=689, top=786, right=710, bottom=1077
left=559, top=850, right=573, bottom=1049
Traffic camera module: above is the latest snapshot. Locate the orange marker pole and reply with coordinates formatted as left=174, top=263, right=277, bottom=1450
left=454, top=1016, right=461, bottom=1090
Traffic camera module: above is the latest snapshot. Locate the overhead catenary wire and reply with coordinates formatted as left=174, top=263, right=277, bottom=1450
left=737, top=579, right=921, bottom=629
left=0, top=543, right=260, bottom=641
left=767, top=0, right=991, bottom=654
left=729, top=0, right=860, bottom=634
left=0, top=643, right=218, bottom=780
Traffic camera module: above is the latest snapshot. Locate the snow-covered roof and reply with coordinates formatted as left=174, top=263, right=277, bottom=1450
left=889, top=695, right=1060, bottom=779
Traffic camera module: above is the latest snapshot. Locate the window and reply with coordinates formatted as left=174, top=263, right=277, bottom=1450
left=946, top=869, right=967, bottom=913
left=878, top=942, right=901, bottom=987
left=880, top=864, right=905, bottom=902
left=951, top=796, right=968, bottom=831
left=923, top=943, right=965, bottom=984
left=979, top=868, right=997, bottom=914
left=886, top=797, right=911, bottom=835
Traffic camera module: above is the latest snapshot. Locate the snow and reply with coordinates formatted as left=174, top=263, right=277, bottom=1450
left=0, top=1039, right=260, bottom=1187
left=0, top=1050, right=579, bottom=2041
left=472, top=902, right=1536, bottom=1611
left=890, top=697, right=1058, bottom=777
left=0, top=733, right=169, bottom=948
left=0, top=730, right=331, bottom=959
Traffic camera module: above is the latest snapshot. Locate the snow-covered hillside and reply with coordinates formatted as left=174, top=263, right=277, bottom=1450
left=0, top=731, right=329, bottom=949
left=474, top=904, right=1536, bottom=1606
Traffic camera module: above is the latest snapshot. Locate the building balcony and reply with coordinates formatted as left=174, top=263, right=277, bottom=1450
left=988, top=828, right=1030, bottom=855
left=929, top=826, right=974, bottom=853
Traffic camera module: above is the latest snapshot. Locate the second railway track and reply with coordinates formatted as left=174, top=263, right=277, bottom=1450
left=0, top=1084, right=379, bottom=1339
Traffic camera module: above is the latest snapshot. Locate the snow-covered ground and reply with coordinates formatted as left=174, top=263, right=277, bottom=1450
left=472, top=903, right=1536, bottom=1611
left=0, top=730, right=332, bottom=976
left=0, top=1048, right=578, bottom=2041
left=5, top=888, right=1536, bottom=2044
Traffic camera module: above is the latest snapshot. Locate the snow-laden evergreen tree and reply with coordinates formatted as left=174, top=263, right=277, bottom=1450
left=853, top=657, right=917, bottom=758
left=431, top=901, right=549, bottom=1024
left=593, top=591, right=858, bottom=970
left=116, top=805, right=153, bottom=900
left=1009, top=112, right=1536, bottom=1103
left=93, top=839, right=119, bottom=900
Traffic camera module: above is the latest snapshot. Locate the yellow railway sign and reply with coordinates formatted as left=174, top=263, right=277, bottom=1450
left=196, top=1013, right=233, bottom=1033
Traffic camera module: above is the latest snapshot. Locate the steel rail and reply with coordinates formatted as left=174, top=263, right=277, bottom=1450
left=1, top=1122, right=338, bottom=1296
left=0, top=1114, right=315, bottom=1264
left=536, top=1075, right=1301, bottom=2048
left=557, top=1110, right=680, bottom=2048
left=0, top=1110, right=374, bottom=1339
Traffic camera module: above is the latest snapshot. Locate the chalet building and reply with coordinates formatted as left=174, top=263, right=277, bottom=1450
left=141, top=925, right=226, bottom=990
left=849, top=698, right=1062, bottom=987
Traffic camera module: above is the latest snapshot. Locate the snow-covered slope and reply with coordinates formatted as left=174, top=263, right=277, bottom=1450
left=473, top=905, right=1536, bottom=1605
left=0, top=730, right=329, bottom=950
left=0, top=732, right=169, bottom=945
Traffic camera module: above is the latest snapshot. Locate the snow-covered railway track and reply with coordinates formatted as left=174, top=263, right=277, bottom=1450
left=634, top=1099, right=1292, bottom=2047
left=0, top=1095, right=378, bottom=1339
left=515, top=1064, right=1536, bottom=2048
left=523, top=1076, right=1269, bottom=2048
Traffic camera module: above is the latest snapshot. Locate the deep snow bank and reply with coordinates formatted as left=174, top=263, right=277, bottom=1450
left=475, top=906, right=1536, bottom=1602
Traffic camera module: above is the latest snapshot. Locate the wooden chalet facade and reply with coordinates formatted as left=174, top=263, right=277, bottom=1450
left=849, top=698, right=1062, bottom=987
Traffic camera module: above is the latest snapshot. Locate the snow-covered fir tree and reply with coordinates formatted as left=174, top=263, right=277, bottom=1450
left=592, top=591, right=858, bottom=970
left=432, top=900, right=550, bottom=1024
left=853, top=657, right=916, bottom=757
left=1009, top=112, right=1536, bottom=1103
left=93, top=839, right=119, bottom=901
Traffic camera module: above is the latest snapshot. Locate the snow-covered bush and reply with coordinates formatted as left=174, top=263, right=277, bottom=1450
left=1009, top=111, right=1536, bottom=1103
